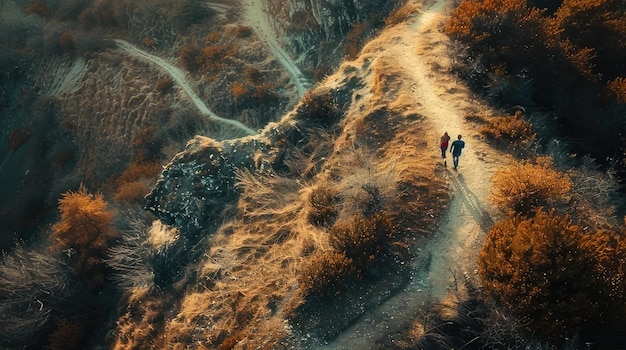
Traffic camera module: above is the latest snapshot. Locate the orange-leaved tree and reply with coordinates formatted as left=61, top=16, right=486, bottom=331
left=478, top=210, right=626, bottom=342
left=445, top=0, right=550, bottom=75
left=51, top=185, right=119, bottom=291
left=551, top=0, right=626, bottom=81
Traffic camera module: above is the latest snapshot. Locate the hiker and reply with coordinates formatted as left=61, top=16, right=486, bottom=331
left=439, top=132, right=451, bottom=166
left=449, top=134, right=465, bottom=170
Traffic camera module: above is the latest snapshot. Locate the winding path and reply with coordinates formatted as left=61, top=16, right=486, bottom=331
left=316, top=0, right=508, bottom=348
left=113, top=39, right=258, bottom=136
left=240, top=0, right=309, bottom=96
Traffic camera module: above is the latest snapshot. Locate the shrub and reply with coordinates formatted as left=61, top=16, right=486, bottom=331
left=328, top=212, right=395, bottom=275
left=307, top=186, right=339, bottom=227
left=490, top=161, right=572, bottom=216
left=113, top=181, right=150, bottom=203
left=478, top=210, right=626, bottom=342
left=244, top=65, right=261, bottom=84
left=143, top=37, right=155, bottom=47
left=607, top=77, right=626, bottom=103
left=46, top=319, right=84, bottom=350
left=50, top=184, right=119, bottom=291
left=231, top=81, right=250, bottom=100
left=297, top=91, right=341, bottom=127
left=179, top=44, right=202, bottom=72
left=479, top=110, right=536, bottom=150
left=298, top=251, right=355, bottom=299
left=445, top=0, right=550, bottom=76
left=155, top=77, right=174, bottom=93
left=115, top=161, right=161, bottom=187
left=552, top=0, right=626, bottom=80
left=108, top=220, right=187, bottom=291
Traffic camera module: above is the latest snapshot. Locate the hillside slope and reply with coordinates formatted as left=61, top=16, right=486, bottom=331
left=315, top=0, right=510, bottom=347
left=131, top=0, right=512, bottom=348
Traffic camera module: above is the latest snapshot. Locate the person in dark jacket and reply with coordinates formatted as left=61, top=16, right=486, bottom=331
left=449, top=134, right=465, bottom=170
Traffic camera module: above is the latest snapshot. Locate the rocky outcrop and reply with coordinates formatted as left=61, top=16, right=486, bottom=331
left=144, top=120, right=306, bottom=235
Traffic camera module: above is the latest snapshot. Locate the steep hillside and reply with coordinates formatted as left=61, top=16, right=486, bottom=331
left=2, top=0, right=625, bottom=349
left=113, top=0, right=509, bottom=348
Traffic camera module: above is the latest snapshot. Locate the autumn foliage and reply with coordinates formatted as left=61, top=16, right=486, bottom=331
left=329, top=212, right=397, bottom=275
left=490, top=161, right=571, bottom=215
left=478, top=210, right=626, bottom=341
left=478, top=110, right=536, bottom=151
left=446, top=0, right=626, bottom=174
left=51, top=185, right=119, bottom=291
left=298, top=251, right=356, bottom=299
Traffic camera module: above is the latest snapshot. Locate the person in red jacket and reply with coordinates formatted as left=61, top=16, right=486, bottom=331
left=439, top=132, right=451, bottom=166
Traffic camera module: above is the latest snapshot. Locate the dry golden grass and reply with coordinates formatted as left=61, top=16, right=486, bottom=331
left=113, top=291, right=167, bottom=350
left=147, top=220, right=179, bottom=249
left=110, top=10, right=452, bottom=347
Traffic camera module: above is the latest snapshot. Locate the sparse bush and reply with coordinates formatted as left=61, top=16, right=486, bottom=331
left=297, top=91, right=341, bottom=127
left=143, top=37, right=155, bottom=47
left=490, top=161, right=572, bottom=216
left=50, top=184, right=119, bottom=291
left=231, top=81, right=250, bottom=100
left=607, top=77, right=626, bottom=103
left=479, top=110, right=536, bottom=151
left=298, top=251, right=356, bottom=299
left=329, top=212, right=395, bottom=275
left=244, top=65, right=261, bottom=84
left=307, top=186, right=339, bottom=227
left=179, top=44, right=202, bottom=72
left=46, top=319, right=84, bottom=350
left=155, top=77, right=174, bottom=93
left=115, top=161, right=161, bottom=187
left=113, top=181, right=150, bottom=203
left=478, top=210, right=626, bottom=342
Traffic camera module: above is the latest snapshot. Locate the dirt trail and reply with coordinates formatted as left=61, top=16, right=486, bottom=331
left=316, top=0, right=509, bottom=348
left=240, top=0, right=310, bottom=96
left=113, top=39, right=258, bottom=136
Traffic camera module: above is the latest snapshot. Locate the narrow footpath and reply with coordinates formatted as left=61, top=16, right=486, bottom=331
left=316, top=0, right=509, bottom=348
left=114, top=39, right=258, bottom=136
